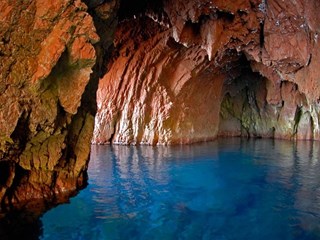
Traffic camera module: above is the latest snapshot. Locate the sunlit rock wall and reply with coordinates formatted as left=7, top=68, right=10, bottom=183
left=0, top=0, right=118, bottom=211
left=93, top=0, right=262, bottom=145
left=94, top=18, right=229, bottom=145
left=1, top=0, right=319, bottom=213
left=94, top=0, right=320, bottom=144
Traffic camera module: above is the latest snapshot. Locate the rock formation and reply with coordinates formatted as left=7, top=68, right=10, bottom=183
left=94, top=0, right=320, bottom=144
left=1, top=0, right=320, bottom=215
left=94, top=17, right=228, bottom=145
left=0, top=0, right=118, bottom=212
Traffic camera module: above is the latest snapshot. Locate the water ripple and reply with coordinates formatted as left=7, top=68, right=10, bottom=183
left=41, top=139, right=320, bottom=240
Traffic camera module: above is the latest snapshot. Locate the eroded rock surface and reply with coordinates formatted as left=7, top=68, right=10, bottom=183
left=94, top=0, right=261, bottom=145
left=220, top=0, right=320, bottom=140
left=94, top=18, right=229, bottom=145
left=1, top=0, right=320, bottom=215
left=0, top=0, right=118, bottom=212
left=219, top=69, right=317, bottom=140
left=94, top=0, right=320, bottom=144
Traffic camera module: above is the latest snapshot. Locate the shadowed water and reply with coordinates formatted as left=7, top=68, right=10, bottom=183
left=40, top=139, right=320, bottom=240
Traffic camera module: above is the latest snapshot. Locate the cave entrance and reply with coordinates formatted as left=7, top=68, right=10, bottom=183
left=91, top=0, right=272, bottom=145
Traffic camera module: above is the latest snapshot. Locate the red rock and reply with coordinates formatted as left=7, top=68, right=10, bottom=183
left=0, top=0, right=118, bottom=213
left=94, top=0, right=320, bottom=144
left=1, top=0, right=320, bottom=215
left=93, top=16, right=240, bottom=145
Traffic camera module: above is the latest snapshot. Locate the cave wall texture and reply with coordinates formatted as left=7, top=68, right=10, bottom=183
left=0, top=0, right=119, bottom=211
left=94, top=0, right=320, bottom=144
left=1, top=0, right=320, bottom=211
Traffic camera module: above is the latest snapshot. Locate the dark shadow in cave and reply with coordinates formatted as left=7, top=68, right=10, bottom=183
left=218, top=56, right=274, bottom=139
left=0, top=162, right=43, bottom=240
left=117, top=0, right=163, bottom=21
left=0, top=211, right=43, bottom=240
left=0, top=162, right=10, bottom=188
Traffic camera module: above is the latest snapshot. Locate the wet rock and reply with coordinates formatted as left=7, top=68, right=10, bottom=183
left=94, top=17, right=231, bottom=145
left=0, top=0, right=117, bottom=212
left=1, top=0, right=320, bottom=214
left=219, top=70, right=313, bottom=140
left=94, top=0, right=320, bottom=144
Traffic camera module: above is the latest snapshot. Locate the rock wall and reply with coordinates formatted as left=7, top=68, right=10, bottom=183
left=0, top=0, right=118, bottom=212
left=94, top=0, right=320, bottom=144
left=1, top=0, right=320, bottom=213
left=219, top=68, right=316, bottom=140
left=94, top=18, right=229, bottom=145
left=219, top=0, right=320, bottom=140
left=93, top=0, right=261, bottom=145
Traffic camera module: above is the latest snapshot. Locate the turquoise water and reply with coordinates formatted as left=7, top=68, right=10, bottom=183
left=41, top=139, right=320, bottom=240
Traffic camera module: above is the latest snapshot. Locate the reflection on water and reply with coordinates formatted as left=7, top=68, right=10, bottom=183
left=39, top=138, right=320, bottom=239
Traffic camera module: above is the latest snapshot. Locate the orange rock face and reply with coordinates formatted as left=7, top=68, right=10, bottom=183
left=0, top=0, right=118, bottom=212
left=1, top=0, right=320, bottom=214
left=94, top=18, right=228, bottom=145
left=94, top=0, right=320, bottom=144
left=94, top=0, right=260, bottom=145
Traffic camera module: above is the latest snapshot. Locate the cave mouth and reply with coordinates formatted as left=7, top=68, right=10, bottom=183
left=92, top=19, right=271, bottom=146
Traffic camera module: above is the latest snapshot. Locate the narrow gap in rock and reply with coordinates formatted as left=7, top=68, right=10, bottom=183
left=0, top=162, right=10, bottom=187
left=10, top=111, right=30, bottom=151
left=259, top=22, right=264, bottom=48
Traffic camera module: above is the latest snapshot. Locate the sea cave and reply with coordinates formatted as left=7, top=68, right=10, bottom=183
left=1, top=0, right=320, bottom=239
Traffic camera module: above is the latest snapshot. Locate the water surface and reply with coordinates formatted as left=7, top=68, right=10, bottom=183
left=41, top=139, right=320, bottom=239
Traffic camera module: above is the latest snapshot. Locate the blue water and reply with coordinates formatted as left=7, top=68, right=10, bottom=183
left=40, top=139, right=320, bottom=240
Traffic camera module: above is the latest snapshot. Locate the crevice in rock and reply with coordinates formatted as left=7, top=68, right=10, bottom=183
left=0, top=161, right=15, bottom=211
left=0, top=162, right=11, bottom=188
left=259, top=22, right=264, bottom=49
left=293, top=106, right=303, bottom=137
left=109, top=129, right=117, bottom=145
left=216, top=10, right=235, bottom=22
left=1, top=163, right=28, bottom=211
left=10, top=111, right=30, bottom=152
left=310, top=116, right=315, bottom=139
left=53, top=103, right=68, bottom=133
left=306, top=53, right=312, bottom=66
